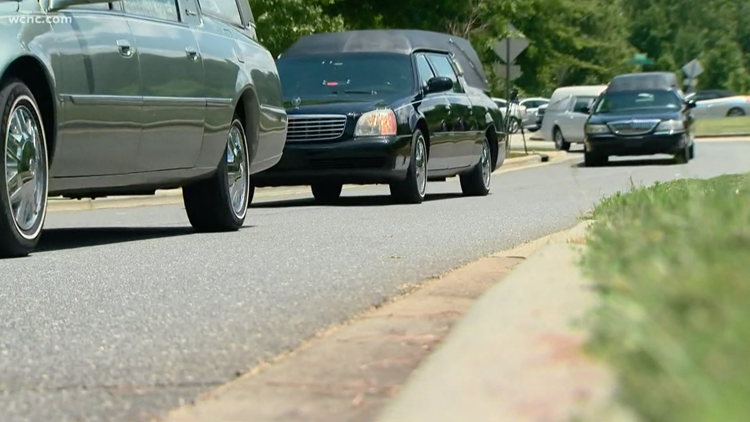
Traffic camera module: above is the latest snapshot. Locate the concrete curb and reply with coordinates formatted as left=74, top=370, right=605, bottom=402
left=374, top=220, right=636, bottom=422
left=46, top=154, right=561, bottom=213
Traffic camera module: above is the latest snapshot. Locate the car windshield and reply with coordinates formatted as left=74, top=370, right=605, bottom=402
left=276, top=53, right=414, bottom=99
left=594, top=90, right=682, bottom=113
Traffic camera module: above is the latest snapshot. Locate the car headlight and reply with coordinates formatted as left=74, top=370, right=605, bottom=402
left=354, top=109, right=397, bottom=137
left=585, top=124, right=609, bottom=134
left=655, top=119, right=684, bottom=133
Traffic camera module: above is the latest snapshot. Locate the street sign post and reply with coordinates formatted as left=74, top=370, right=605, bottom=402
left=627, top=53, right=654, bottom=68
left=492, top=23, right=529, bottom=102
left=681, top=59, right=703, bottom=93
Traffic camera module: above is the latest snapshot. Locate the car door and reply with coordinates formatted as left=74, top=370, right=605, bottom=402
left=426, top=53, right=475, bottom=169
left=564, top=96, right=595, bottom=143
left=413, top=53, right=452, bottom=171
left=51, top=2, right=142, bottom=177
left=118, top=0, right=206, bottom=172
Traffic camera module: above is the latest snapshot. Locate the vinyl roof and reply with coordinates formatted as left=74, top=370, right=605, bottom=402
left=279, top=29, right=491, bottom=93
left=606, top=72, right=679, bottom=92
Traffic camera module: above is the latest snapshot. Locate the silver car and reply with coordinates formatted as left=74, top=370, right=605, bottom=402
left=491, top=97, right=524, bottom=133
left=686, top=91, right=749, bottom=118
left=518, top=97, right=548, bottom=131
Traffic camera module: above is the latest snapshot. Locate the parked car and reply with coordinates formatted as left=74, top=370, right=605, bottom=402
left=253, top=29, right=507, bottom=204
left=535, top=103, right=548, bottom=129
left=685, top=90, right=749, bottom=118
left=491, top=97, right=524, bottom=133
left=582, top=72, right=695, bottom=166
left=518, top=97, right=549, bottom=131
left=541, top=85, right=607, bottom=150
left=0, top=0, right=287, bottom=257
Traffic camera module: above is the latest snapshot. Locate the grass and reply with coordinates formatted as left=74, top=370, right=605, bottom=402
left=507, top=151, right=529, bottom=159
left=581, top=173, right=750, bottom=422
left=694, top=116, right=750, bottom=137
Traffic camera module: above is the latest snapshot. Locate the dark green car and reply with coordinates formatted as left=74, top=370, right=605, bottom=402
left=0, top=0, right=287, bottom=257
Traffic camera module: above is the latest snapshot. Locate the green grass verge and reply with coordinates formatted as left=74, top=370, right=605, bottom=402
left=694, top=116, right=750, bottom=137
left=582, top=173, right=750, bottom=422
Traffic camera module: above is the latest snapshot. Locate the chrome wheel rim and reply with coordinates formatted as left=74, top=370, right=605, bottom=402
left=415, top=136, right=427, bottom=196
left=554, top=130, right=562, bottom=148
left=4, top=97, right=47, bottom=239
left=481, top=138, right=491, bottom=189
left=226, top=123, right=248, bottom=218
left=728, top=109, right=744, bottom=117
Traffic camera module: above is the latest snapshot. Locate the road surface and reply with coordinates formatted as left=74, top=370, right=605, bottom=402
left=1, top=140, right=748, bottom=422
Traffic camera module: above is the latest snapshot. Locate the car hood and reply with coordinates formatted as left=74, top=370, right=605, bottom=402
left=588, top=109, right=681, bottom=124
left=283, top=95, right=398, bottom=115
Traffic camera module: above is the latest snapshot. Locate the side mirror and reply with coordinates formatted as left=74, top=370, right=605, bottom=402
left=686, top=99, right=697, bottom=109
left=425, top=76, right=454, bottom=94
left=45, top=0, right=116, bottom=12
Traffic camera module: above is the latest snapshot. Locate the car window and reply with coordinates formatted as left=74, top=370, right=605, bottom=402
left=276, top=53, right=415, bottom=98
left=121, top=0, right=179, bottom=21
left=197, top=0, right=242, bottom=26
left=571, top=96, right=594, bottom=113
left=415, top=55, right=435, bottom=89
left=594, top=90, right=682, bottom=113
left=426, top=54, right=463, bottom=93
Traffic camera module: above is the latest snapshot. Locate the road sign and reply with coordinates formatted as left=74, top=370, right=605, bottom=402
left=627, top=53, right=654, bottom=66
left=493, top=63, right=522, bottom=80
left=682, top=59, right=703, bottom=78
left=493, top=38, right=529, bottom=64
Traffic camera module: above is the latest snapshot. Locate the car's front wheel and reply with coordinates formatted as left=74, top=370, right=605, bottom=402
left=553, top=127, right=571, bottom=151
left=390, top=129, right=427, bottom=204
left=184, top=117, right=250, bottom=232
left=0, top=80, right=50, bottom=258
left=460, top=136, right=492, bottom=196
left=311, top=183, right=342, bottom=204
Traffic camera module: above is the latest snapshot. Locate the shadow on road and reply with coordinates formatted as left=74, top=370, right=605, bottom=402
left=572, top=157, right=677, bottom=168
left=251, top=192, right=465, bottom=209
left=35, top=226, right=197, bottom=253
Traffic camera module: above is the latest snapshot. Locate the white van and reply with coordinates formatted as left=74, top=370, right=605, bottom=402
left=541, top=85, right=607, bottom=150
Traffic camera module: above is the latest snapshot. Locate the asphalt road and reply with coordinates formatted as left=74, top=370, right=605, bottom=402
left=1, top=140, right=749, bottom=422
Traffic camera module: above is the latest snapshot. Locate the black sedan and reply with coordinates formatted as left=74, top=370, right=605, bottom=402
left=253, top=29, right=508, bottom=204
left=582, top=72, right=696, bottom=167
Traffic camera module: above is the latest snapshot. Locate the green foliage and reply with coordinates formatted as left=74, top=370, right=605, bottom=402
left=247, top=0, right=750, bottom=96
left=583, top=174, right=750, bottom=422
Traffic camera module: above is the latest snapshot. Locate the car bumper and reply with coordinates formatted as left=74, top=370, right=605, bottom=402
left=253, top=134, right=412, bottom=187
left=584, top=132, right=689, bottom=156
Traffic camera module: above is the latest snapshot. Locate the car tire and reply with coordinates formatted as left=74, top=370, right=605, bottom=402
left=0, top=80, right=50, bottom=258
left=311, top=183, right=343, bottom=204
left=688, top=143, right=695, bottom=159
left=727, top=108, right=745, bottom=117
left=460, top=136, right=492, bottom=196
left=390, top=129, right=427, bottom=204
left=183, top=117, right=250, bottom=232
left=246, top=176, right=255, bottom=208
left=553, top=127, right=571, bottom=151
left=583, top=151, right=607, bottom=167
left=673, top=144, right=690, bottom=164
left=508, top=117, right=521, bottom=134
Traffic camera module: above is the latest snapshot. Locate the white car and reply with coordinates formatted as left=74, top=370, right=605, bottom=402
left=492, top=97, right=525, bottom=133
left=685, top=91, right=749, bottom=118
left=540, top=85, right=607, bottom=151
left=518, top=97, right=549, bottom=131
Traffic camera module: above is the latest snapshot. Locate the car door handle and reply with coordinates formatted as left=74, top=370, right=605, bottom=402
left=116, top=40, right=134, bottom=57
left=185, top=47, right=200, bottom=61
left=184, top=8, right=197, bottom=16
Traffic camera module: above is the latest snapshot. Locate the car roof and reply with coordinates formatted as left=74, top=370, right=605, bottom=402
left=549, top=85, right=607, bottom=103
left=606, top=72, right=678, bottom=92
left=279, top=29, right=490, bottom=93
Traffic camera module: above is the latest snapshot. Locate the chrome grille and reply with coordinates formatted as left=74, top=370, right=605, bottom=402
left=607, top=119, right=660, bottom=135
left=287, top=114, right=347, bottom=142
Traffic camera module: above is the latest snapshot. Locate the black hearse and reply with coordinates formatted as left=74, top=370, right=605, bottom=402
left=582, top=72, right=696, bottom=167
left=252, top=30, right=507, bottom=204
